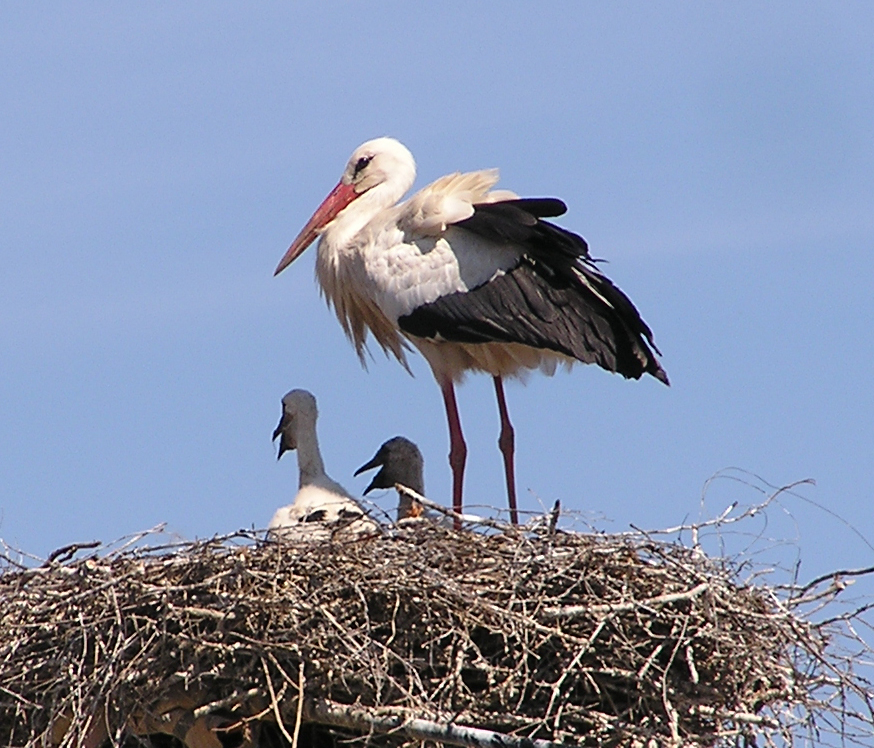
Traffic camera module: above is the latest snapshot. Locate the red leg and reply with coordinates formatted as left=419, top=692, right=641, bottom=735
left=493, top=376, right=519, bottom=525
left=440, top=378, right=466, bottom=527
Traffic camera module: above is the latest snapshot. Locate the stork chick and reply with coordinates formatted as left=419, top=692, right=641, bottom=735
left=268, top=389, right=377, bottom=541
left=356, top=436, right=441, bottom=522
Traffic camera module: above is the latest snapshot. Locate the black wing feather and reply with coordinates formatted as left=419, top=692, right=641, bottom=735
left=400, top=200, right=668, bottom=384
left=458, top=199, right=585, bottom=263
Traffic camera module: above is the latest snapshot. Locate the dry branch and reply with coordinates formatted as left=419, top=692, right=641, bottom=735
left=1, top=508, right=872, bottom=748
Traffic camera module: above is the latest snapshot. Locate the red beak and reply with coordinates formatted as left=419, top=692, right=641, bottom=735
left=274, top=181, right=360, bottom=276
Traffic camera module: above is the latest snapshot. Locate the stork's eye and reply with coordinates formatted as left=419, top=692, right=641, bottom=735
left=353, top=155, right=373, bottom=175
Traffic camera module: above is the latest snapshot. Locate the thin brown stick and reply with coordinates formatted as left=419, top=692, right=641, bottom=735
left=291, top=662, right=305, bottom=748
left=261, top=657, right=293, bottom=744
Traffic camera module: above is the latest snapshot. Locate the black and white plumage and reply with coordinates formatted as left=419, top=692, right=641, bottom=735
left=274, top=138, right=668, bottom=525
left=400, top=199, right=666, bottom=381
left=355, top=436, right=426, bottom=521
left=268, top=389, right=377, bottom=542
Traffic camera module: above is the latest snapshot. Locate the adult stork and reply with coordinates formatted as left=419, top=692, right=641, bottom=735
left=274, top=138, right=668, bottom=524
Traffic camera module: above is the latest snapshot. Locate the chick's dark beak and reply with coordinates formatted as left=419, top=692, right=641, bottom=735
left=273, top=413, right=295, bottom=460
left=355, top=449, right=391, bottom=495
left=354, top=452, right=383, bottom=477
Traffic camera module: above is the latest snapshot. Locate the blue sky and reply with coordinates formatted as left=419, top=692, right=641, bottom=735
left=2, top=3, right=873, bottom=596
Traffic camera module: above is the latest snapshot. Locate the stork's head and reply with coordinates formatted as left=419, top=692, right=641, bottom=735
left=354, top=436, right=424, bottom=496
left=273, top=389, right=319, bottom=459
left=274, top=137, right=416, bottom=275
left=342, top=137, right=416, bottom=196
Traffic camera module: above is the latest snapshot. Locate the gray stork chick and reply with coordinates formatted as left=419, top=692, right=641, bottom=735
left=355, top=436, right=427, bottom=522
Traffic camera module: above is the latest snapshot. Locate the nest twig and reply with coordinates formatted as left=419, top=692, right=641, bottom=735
left=1, top=493, right=872, bottom=748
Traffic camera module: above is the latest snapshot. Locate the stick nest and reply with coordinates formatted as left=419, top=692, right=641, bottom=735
left=1, top=512, right=872, bottom=747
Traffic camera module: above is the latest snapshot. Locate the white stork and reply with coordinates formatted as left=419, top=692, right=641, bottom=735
left=274, top=138, right=668, bottom=524
left=268, top=389, right=378, bottom=541
left=355, top=436, right=427, bottom=521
